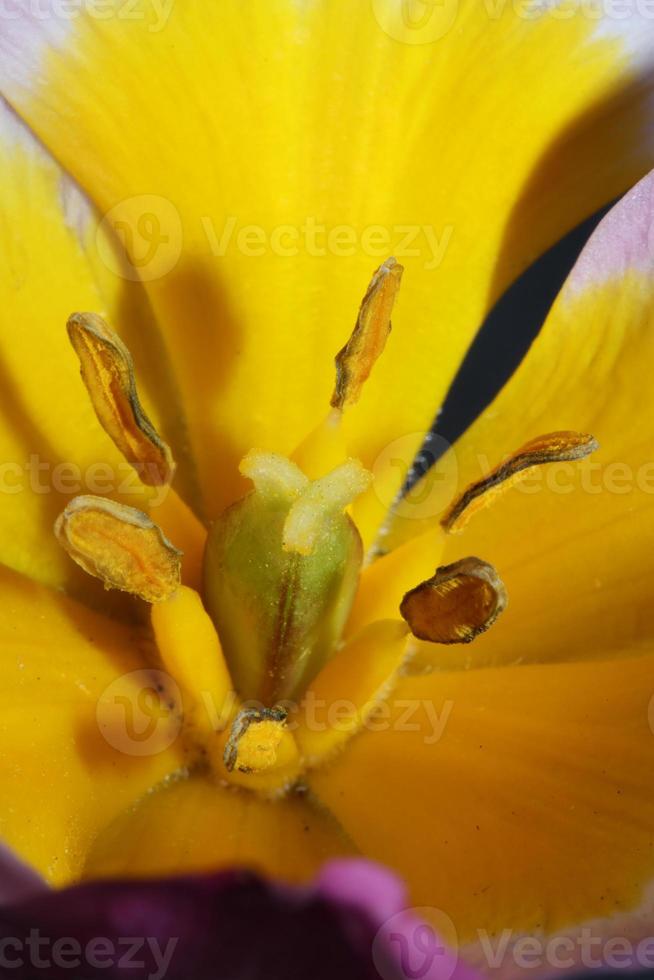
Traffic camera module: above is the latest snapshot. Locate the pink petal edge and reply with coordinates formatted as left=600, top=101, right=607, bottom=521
left=565, top=168, right=654, bottom=296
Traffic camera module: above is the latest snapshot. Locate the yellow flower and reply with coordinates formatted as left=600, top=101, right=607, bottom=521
left=1, top=0, right=654, bottom=960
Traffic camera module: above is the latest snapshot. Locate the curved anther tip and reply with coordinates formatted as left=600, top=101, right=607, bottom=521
left=442, top=430, right=599, bottom=533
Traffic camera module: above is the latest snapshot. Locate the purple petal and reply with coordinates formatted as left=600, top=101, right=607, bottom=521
left=0, top=857, right=482, bottom=980
left=317, top=859, right=479, bottom=980
left=317, top=858, right=408, bottom=923
left=0, top=843, right=46, bottom=906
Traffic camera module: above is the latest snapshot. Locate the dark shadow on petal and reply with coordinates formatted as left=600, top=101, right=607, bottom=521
left=407, top=74, right=654, bottom=489
left=488, top=75, right=654, bottom=312
left=153, top=258, right=248, bottom=520
left=404, top=204, right=608, bottom=491
left=433, top=205, right=610, bottom=457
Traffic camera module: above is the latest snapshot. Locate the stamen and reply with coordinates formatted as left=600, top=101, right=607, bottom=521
left=282, top=459, right=372, bottom=556
left=223, top=706, right=291, bottom=774
left=239, top=450, right=308, bottom=498
left=331, top=257, right=403, bottom=410
left=151, top=586, right=234, bottom=736
left=55, top=494, right=182, bottom=602
left=67, top=312, right=175, bottom=486
left=400, top=556, right=507, bottom=644
left=442, top=431, right=599, bottom=533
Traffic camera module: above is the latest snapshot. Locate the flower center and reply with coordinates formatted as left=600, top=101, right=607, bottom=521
left=52, top=260, right=598, bottom=796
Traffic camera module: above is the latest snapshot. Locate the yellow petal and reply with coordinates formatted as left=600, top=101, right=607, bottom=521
left=5, top=3, right=654, bottom=542
left=395, top=169, right=654, bottom=669
left=295, top=620, right=409, bottom=766
left=310, top=653, right=654, bottom=938
left=0, top=563, right=185, bottom=884
left=346, top=527, right=446, bottom=636
left=83, top=774, right=357, bottom=881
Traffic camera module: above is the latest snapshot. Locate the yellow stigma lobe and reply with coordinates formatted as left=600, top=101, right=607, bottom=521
left=239, top=450, right=308, bottom=498
left=400, top=556, right=507, bottom=644
left=55, top=495, right=182, bottom=602
left=67, top=312, right=175, bottom=486
left=442, top=430, right=599, bottom=533
left=331, top=257, right=404, bottom=410
left=282, top=459, right=372, bottom=556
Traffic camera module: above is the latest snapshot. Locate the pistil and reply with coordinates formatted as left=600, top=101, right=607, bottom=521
left=203, top=452, right=370, bottom=705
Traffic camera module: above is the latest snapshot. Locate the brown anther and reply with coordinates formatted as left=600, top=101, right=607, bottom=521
left=67, top=312, right=174, bottom=486
left=55, top=494, right=182, bottom=602
left=331, top=258, right=404, bottom=410
left=441, top=431, right=599, bottom=533
left=400, top=557, right=507, bottom=644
